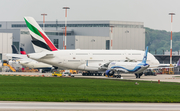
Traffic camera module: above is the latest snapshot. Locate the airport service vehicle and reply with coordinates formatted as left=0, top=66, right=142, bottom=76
left=2, top=60, right=16, bottom=72
left=24, top=17, right=160, bottom=78
left=52, top=71, right=62, bottom=77
left=105, top=47, right=149, bottom=78
left=62, top=72, right=74, bottom=77
left=143, top=69, right=156, bottom=76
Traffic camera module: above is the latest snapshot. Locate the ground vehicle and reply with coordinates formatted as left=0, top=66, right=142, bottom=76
left=62, top=72, right=74, bottom=77
left=143, top=69, right=157, bottom=76
left=3, top=60, right=16, bottom=72
left=70, top=70, right=78, bottom=74
left=52, top=71, right=62, bottom=77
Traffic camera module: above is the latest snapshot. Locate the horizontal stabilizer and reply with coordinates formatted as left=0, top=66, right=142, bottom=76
left=27, top=53, right=54, bottom=60
left=6, top=54, right=27, bottom=59
left=40, top=54, right=54, bottom=59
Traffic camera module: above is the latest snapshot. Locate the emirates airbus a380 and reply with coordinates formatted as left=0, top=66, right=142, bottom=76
left=24, top=17, right=159, bottom=78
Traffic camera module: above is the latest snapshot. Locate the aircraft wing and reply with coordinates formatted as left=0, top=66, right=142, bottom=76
left=6, top=54, right=27, bottom=59
left=149, top=64, right=176, bottom=68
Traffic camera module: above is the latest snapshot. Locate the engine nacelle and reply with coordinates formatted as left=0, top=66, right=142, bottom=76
left=105, top=70, right=114, bottom=76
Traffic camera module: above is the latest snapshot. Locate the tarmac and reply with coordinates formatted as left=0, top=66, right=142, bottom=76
left=0, top=72, right=180, bottom=83
left=0, top=102, right=180, bottom=111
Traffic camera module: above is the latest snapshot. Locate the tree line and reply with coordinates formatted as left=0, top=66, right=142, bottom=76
left=145, top=27, right=180, bottom=54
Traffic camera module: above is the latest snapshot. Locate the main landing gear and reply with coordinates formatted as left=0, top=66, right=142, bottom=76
left=114, top=70, right=121, bottom=78
left=82, top=71, right=102, bottom=76
left=135, top=73, right=143, bottom=78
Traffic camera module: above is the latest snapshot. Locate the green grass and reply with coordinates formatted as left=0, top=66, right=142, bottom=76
left=0, top=75, right=180, bottom=102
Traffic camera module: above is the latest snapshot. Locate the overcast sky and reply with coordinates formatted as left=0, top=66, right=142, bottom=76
left=0, top=0, right=179, bottom=32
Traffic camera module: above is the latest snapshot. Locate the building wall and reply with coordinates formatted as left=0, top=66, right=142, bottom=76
left=111, top=21, right=145, bottom=50
left=0, top=20, right=145, bottom=53
left=0, top=29, right=20, bottom=51
left=0, top=33, right=12, bottom=60
left=75, top=36, right=109, bottom=49
left=20, top=32, right=35, bottom=54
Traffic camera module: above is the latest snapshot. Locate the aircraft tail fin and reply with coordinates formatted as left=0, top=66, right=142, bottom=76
left=11, top=45, right=19, bottom=54
left=20, top=47, right=27, bottom=55
left=142, top=46, right=148, bottom=63
left=177, top=58, right=180, bottom=67
left=24, top=17, right=58, bottom=53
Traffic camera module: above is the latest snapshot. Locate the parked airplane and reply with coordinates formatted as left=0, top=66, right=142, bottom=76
left=24, top=17, right=160, bottom=78
left=11, top=45, right=19, bottom=54
left=105, top=47, right=149, bottom=78
left=20, top=47, right=26, bottom=55
left=9, top=45, right=53, bottom=72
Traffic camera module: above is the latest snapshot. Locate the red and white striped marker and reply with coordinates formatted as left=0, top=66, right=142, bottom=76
left=41, top=13, right=47, bottom=31
left=63, top=7, right=70, bottom=50
left=110, top=26, right=114, bottom=50
left=169, top=13, right=175, bottom=65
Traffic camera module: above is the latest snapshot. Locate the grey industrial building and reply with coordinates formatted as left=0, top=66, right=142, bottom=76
left=0, top=20, right=145, bottom=60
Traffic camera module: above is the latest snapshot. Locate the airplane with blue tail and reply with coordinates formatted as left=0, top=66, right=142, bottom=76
left=105, top=47, right=149, bottom=78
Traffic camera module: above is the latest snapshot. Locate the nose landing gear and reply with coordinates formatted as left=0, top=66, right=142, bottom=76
left=135, top=73, right=143, bottom=78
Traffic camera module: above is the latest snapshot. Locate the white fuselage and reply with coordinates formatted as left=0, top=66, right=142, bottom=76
left=28, top=49, right=159, bottom=72
left=108, top=61, right=149, bottom=74
left=18, top=59, right=52, bottom=69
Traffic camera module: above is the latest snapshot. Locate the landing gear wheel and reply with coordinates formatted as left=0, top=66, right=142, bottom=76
left=135, top=74, right=139, bottom=78
left=116, top=75, right=121, bottom=78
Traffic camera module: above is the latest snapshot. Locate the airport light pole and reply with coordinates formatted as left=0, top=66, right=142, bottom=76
left=62, top=28, right=65, bottom=49
left=169, top=13, right=175, bottom=65
left=63, top=7, right=70, bottom=50
left=110, top=25, right=114, bottom=50
left=41, top=13, right=47, bottom=31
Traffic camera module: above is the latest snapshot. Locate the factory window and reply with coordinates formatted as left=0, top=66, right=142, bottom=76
left=106, top=40, right=110, bottom=50
left=43, top=24, right=109, bottom=27
left=45, top=32, right=71, bottom=36
left=11, top=23, right=143, bottom=28
left=21, top=31, right=29, bottom=34
left=12, top=24, right=43, bottom=28
left=0, top=53, right=2, bottom=60
left=12, top=24, right=27, bottom=27
left=67, top=24, right=109, bottom=27
left=13, top=42, right=19, bottom=51
left=53, top=39, right=59, bottom=48
left=111, top=24, right=143, bottom=28
left=39, top=24, right=43, bottom=27
left=45, top=24, right=57, bottom=27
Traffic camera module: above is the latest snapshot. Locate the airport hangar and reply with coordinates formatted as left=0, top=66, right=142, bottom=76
left=0, top=20, right=145, bottom=60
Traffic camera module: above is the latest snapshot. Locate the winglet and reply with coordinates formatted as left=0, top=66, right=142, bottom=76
left=142, top=46, right=148, bottom=63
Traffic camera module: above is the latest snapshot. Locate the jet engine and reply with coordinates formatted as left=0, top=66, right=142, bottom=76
left=105, top=70, right=115, bottom=76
